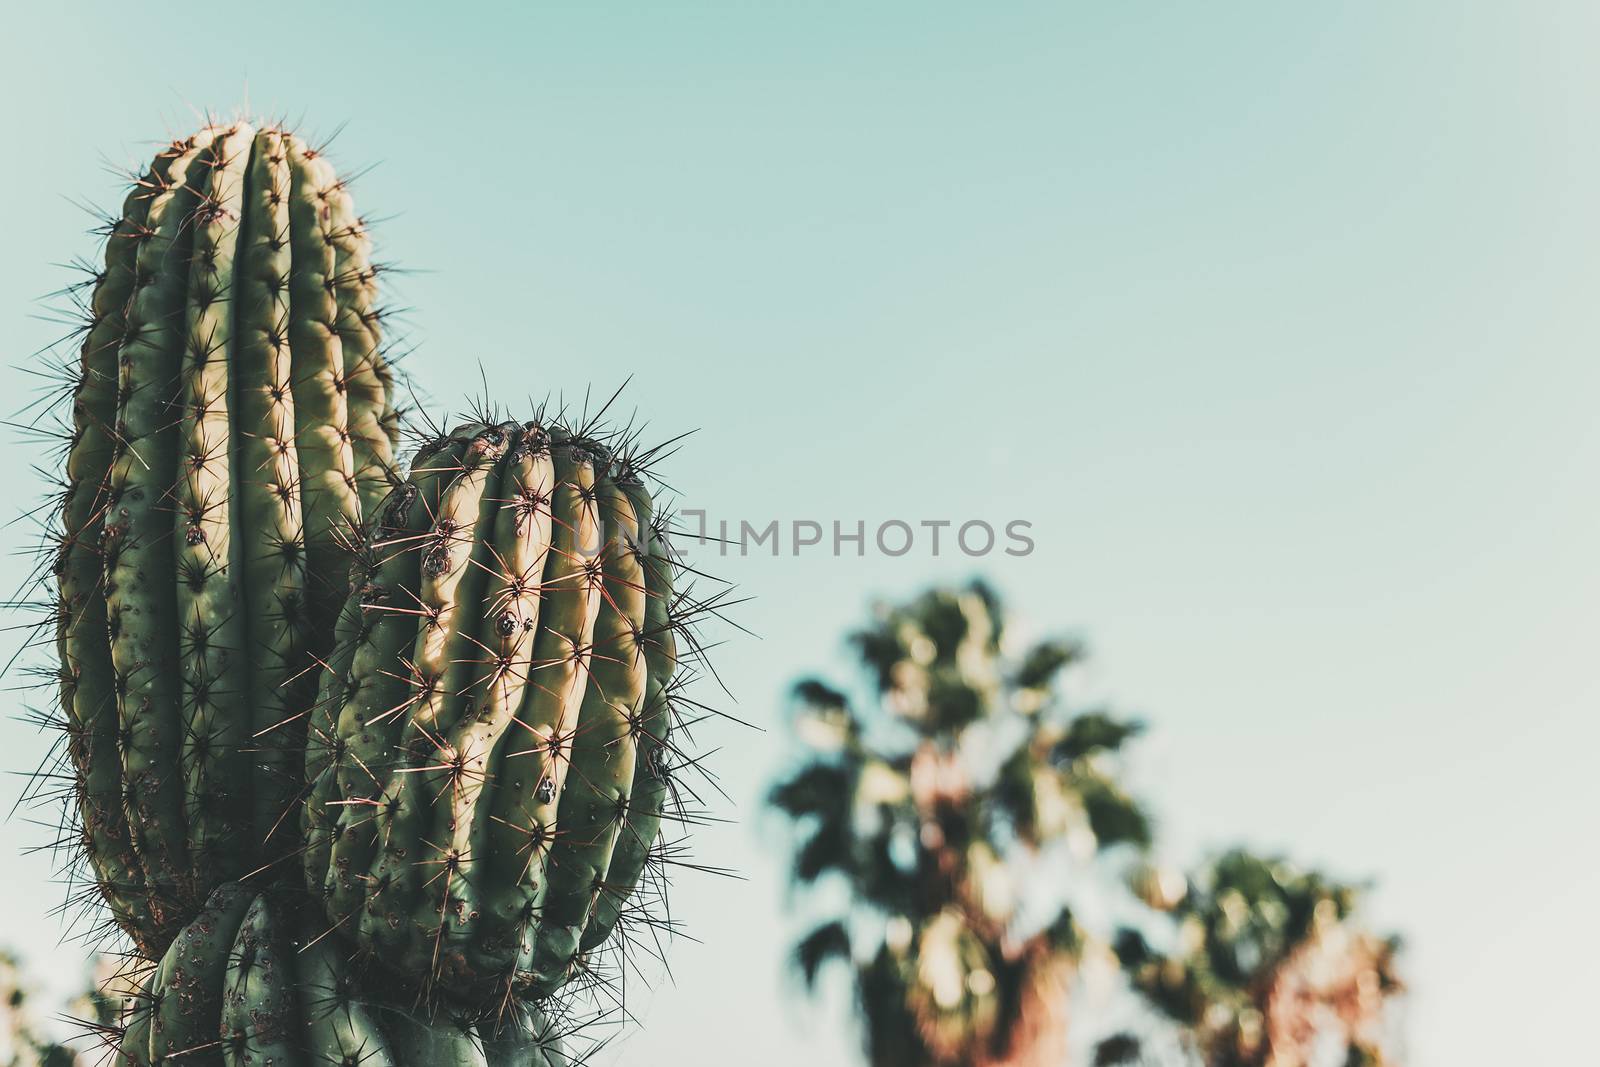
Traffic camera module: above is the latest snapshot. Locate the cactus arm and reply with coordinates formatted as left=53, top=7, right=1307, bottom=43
left=57, top=122, right=401, bottom=953
left=150, top=882, right=253, bottom=1067
left=230, top=128, right=315, bottom=861
left=105, top=128, right=217, bottom=928
left=525, top=476, right=647, bottom=993
left=222, top=894, right=304, bottom=1067
left=175, top=123, right=254, bottom=888
left=291, top=419, right=694, bottom=1002
left=581, top=482, right=678, bottom=952
left=476, top=434, right=602, bottom=976
left=430, top=427, right=556, bottom=972
left=60, top=155, right=162, bottom=942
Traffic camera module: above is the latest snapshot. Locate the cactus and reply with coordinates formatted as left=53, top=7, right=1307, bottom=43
left=51, top=121, right=399, bottom=953
left=301, top=416, right=688, bottom=1003
left=770, top=581, right=1150, bottom=1067
left=35, top=116, right=716, bottom=1058
left=1103, top=850, right=1403, bottom=1067
left=110, top=884, right=564, bottom=1067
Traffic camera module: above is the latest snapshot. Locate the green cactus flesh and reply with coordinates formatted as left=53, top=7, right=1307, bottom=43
left=303, top=419, right=683, bottom=1001
left=56, top=121, right=397, bottom=954
left=112, top=884, right=564, bottom=1067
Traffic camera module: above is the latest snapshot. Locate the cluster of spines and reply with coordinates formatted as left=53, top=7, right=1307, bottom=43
left=299, top=405, right=725, bottom=1012
left=36, top=118, right=401, bottom=954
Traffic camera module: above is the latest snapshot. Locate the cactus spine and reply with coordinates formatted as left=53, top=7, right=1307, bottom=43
left=304, top=418, right=685, bottom=1001
left=56, top=122, right=397, bottom=953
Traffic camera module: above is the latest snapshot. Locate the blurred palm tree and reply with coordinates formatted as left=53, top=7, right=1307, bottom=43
left=770, top=581, right=1151, bottom=1066
left=0, top=952, right=74, bottom=1067
left=0, top=950, right=140, bottom=1067
left=1101, top=850, right=1403, bottom=1067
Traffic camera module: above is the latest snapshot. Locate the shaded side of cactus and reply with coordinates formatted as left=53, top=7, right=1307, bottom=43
left=107, top=884, right=564, bottom=1067
left=302, top=414, right=699, bottom=1004
left=1107, top=850, right=1403, bottom=1067
left=49, top=121, right=398, bottom=953
left=771, top=581, right=1151, bottom=1067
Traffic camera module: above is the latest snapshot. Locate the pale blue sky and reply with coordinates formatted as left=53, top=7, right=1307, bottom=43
left=3, top=4, right=1597, bottom=1065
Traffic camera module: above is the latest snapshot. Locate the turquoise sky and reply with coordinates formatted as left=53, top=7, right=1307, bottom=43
left=3, top=4, right=1596, bottom=1065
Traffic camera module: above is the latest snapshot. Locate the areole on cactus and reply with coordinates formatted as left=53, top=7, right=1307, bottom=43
left=53, top=119, right=399, bottom=954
